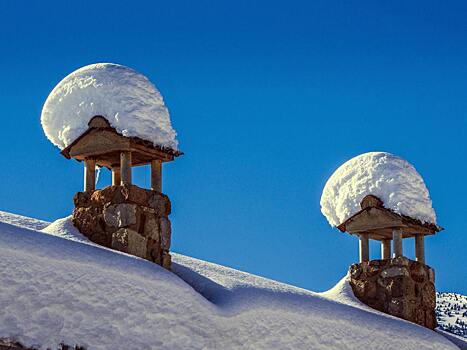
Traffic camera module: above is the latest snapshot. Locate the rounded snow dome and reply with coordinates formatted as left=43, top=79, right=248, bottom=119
left=320, top=152, right=436, bottom=227
left=41, top=63, right=178, bottom=150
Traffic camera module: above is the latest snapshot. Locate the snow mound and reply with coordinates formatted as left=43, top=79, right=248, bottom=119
left=0, top=212, right=458, bottom=350
left=41, top=63, right=178, bottom=150
left=0, top=210, right=49, bottom=231
left=320, top=152, right=436, bottom=227
left=41, top=216, right=90, bottom=244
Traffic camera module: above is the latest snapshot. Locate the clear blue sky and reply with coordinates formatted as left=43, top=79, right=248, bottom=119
left=0, top=0, right=466, bottom=294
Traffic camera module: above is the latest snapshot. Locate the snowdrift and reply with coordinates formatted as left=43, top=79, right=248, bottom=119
left=0, top=211, right=460, bottom=350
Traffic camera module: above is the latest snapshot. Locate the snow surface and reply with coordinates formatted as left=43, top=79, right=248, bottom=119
left=41, top=63, right=178, bottom=150
left=437, top=330, right=467, bottom=350
left=0, top=212, right=459, bottom=350
left=0, top=210, right=49, bottom=231
left=320, top=152, right=436, bottom=227
left=437, top=292, right=467, bottom=338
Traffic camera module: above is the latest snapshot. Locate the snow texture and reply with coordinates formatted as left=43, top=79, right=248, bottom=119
left=0, top=212, right=459, bottom=350
left=320, top=152, right=436, bottom=227
left=41, top=63, right=178, bottom=150
left=0, top=210, right=49, bottom=231
left=437, top=330, right=467, bottom=350
left=437, top=292, right=467, bottom=338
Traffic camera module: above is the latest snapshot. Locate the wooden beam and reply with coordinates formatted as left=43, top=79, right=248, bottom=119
left=392, top=229, right=403, bottom=258
left=112, top=167, right=121, bottom=186
left=415, top=234, right=425, bottom=264
left=381, top=239, right=391, bottom=259
left=359, top=233, right=369, bottom=263
left=151, top=159, right=162, bottom=192
left=84, top=158, right=96, bottom=192
left=120, top=151, right=132, bottom=185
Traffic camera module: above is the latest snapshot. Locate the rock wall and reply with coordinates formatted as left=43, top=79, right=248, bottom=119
left=72, top=185, right=172, bottom=269
left=349, top=257, right=436, bottom=329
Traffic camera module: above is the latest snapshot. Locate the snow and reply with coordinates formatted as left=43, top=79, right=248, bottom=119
left=41, top=63, right=178, bottom=150
left=437, top=330, right=467, bottom=350
left=0, top=210, right=49, bottom=231
left=320, top=152, right=436, bottom=227
left=0, top=212, right=460, bottom=349
left=41, top=216, right=90, bottom=244
left=437, top=292, right=467, bottom=338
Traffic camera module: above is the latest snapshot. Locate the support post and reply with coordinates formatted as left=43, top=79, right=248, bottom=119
left=415, top=234, right=425, bottom=264
left=120, top=151, right=132, bottom=185
left=359, top=233, right=369, bottom=263
left=112, top=167, right=121, bottom=186
left=151, top=159, right=162, bottom=192
left=84, top=158, right=96, bottom=192
left=381, top=239, right=391, bottom=260
left=392, top=229, right=403, bottom=258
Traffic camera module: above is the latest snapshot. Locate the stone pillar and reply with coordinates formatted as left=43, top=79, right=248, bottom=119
left=359, top=233, right=369, bottom=262
left=84, top=158, right=96, bottom=192
left=72, top=185, right=172, bottom=270
left=112, top=167, right=121, bottom=186
left=381, top=239, right=391, bottom=259
left=393, top=229, right=403, bottom=258
left=120, top=151, right=132, bottom=185
left=415, top=234, right=425, bottom=264
left=151, top=159, right=162, bottom=192
left=349, top=257, right=436, bottom=329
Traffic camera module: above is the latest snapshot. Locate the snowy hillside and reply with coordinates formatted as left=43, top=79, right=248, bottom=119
left=0, top=211, right=464, bottom=350
left=437, top=292, right=467, bottom=338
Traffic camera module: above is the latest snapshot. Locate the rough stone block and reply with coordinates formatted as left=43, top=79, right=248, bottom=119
left=112, top=228, right=129, bottom=252
left=148, top=192, right=171, bottom=216
left=381, top=266, right=409, bottom=278
left=144, top=214, right=159, bottom=241
left=72, top=185, right=172, bottom=270
left=160, top=217, right=171, bottom=250
left=104, top=203, right=137, bottom=228
left=349, top=257, right=436, bottom=329
left=127, top=229, right=148, bottom=258
left=162, top=251, right=172, bottom=270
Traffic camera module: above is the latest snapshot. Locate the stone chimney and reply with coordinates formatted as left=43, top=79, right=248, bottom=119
left=61, top=116, right=182, bottom=270
left=337, top=195, right=443, bottom=329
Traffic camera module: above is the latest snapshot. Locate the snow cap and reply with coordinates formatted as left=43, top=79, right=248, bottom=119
left=41, top=63, right=178, bottom=150
left=320, top=152, right=436, bottom=227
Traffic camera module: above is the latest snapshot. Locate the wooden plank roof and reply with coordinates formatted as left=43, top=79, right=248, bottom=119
left=336, top=195, right=443, bottom=240
left=60, top=116, right=183, bottom=168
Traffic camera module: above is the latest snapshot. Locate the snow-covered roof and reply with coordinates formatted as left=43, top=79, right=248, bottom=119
left=0, top=212, right=458, bottom=350
left=41, top=63, right=178, bottom=150
left=320, top=152, right=437, bottom=227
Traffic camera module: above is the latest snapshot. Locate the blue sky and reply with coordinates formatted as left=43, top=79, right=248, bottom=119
left=0, top=0, right=466, bottom=294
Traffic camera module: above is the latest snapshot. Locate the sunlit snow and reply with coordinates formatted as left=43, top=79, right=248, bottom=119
left=40, top=63, right=178, bottom=150
left=0, top=212, right=458, bottom=350
left=320, top=152, right=436, bottom=227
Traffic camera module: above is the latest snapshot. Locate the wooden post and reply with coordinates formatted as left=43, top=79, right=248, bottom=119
left=359, top=233, right=369, bottom=263
left=392, top=229, right=403, bottom=258
left=415, top=234, right=425, bottom=264
left=112, top=167, right=121, bottom=186
left=151, top=159, right=162, bottom=192
left=381, top=239, right=391, bottom=259
left=120, top=151, right=132, bottom=185
left=84, top=158, right=96, bottom=192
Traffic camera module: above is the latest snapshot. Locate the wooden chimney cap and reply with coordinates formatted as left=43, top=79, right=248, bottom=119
left=60, top=115, right=183, bottom=168
left=337, top=194, right=442, bottom=240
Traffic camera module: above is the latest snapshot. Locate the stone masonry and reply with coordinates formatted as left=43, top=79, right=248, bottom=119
left=72, top=184, right=172, bottom=269
left=349, top=257, right=436, bottom=329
